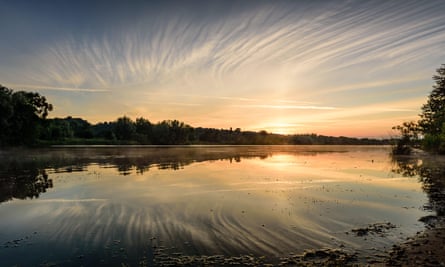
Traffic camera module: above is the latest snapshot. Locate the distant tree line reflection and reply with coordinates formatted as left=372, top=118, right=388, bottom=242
left=0, top=147, right=274, bottom=203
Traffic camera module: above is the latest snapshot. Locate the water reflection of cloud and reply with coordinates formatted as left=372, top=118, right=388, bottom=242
left=0, top=146, right=432, bottom=263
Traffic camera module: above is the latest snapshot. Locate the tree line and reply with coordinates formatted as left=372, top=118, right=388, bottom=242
left=393, top=64, right=445, bottom=154
left=0, top=84, right=388, bottom=146
left=38, top=116, right=387, bottom=145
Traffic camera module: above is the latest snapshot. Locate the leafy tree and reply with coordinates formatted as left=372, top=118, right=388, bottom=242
left=0, top=86, right=13, bottom=144
left=47, top=119, right=73, bottom=140
left=63, top=116, right=93, bottom=138
left=0, top=85, right=53, bottom=145
left=92, top=122, right=116, bottom=140
left=417, top=64, right=445, bottom=153
left=391, top=121, right=420, bottom=155
left=135, top=117, right=153, bottom=143
left=393, top=64, right=445, bottom=154
left=114, top=116, right=136, bottom=140
left=166, top=120, right=192, bottom=144
left=419, top=64, right=445, bottom=135
left=135, top=117, right=152, bottom=135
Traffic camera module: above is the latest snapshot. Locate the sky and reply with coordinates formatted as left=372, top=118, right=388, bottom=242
left=1, top=0, right=445, bottom=138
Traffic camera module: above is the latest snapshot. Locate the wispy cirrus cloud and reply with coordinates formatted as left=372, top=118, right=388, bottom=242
left=6, top=0, right=443, bottom=92
left=235, top=104, right=337, bottom=110
left=1, top=0, right=444, bottom=136
left=8, top=83, right=109, bottom=93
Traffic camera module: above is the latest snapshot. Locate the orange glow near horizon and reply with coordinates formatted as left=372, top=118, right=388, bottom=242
left=2, top=1, right=444, bottom=138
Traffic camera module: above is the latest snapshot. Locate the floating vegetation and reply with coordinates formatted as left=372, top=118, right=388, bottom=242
left=278, top=248, right=358, bottom=266
left=153, top=252, right=266, bottom=266
left=150, top=243, right=359, bottom=267
left=350, top=222, right=396, bottom=237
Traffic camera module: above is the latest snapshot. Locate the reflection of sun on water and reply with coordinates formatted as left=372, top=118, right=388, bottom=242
left=262, top=154, right=298, bottom=170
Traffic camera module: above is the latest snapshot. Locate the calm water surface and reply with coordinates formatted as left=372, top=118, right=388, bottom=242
left=0, top=146, right=434, bottom=266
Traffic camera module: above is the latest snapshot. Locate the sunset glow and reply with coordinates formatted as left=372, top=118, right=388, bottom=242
left=1, top=0, right=444, bottom=137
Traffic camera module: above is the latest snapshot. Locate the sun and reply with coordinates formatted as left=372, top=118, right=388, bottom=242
left=262, top=122, right=304, bottom=135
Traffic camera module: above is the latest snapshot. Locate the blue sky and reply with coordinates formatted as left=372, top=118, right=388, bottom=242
left=1, top=0, right=445, bottom=137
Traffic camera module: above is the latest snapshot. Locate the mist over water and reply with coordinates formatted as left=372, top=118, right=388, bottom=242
left=0, top=146, right=432, bottom=265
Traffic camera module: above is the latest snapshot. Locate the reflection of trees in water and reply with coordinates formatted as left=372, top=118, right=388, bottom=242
left=103, top=154, right=266, bottom=175
left=111, top=157, right=192, bottom=175
left=392, top=156, right=445, bottom=216
left=0, top=146, right=358, bottom=203
left=0, top=167, right=52, bottom=203
left=0, top=148, right=274, bottom=202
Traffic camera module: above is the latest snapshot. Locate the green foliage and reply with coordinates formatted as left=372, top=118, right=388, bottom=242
left=150, top=120, right=193, bottom=144
left=422, top=134, right=441, bottom=151
left=422, top=123, right=445, bottom=154
left=393, top=64, right=445, bottom=154
left=43, top=116, right=387, bottom=146
left=135, top=117, right=152, bottom=143
left=0, top=85, right=53, bottom=146
left=39, top=117, right=93, bottom=141
left=419, top=65, right=445, bottom=153
left=0, top=86, right=13, bottom=144
left=114, top=116, right=136, bottom=140
left=419, top=65, right=445, bottom=154
left=290, top=134, right=383, bottom=145
left=419, top=64, right=445, bottom=135
left=91, top=122, right=115, bottom=140
left=391, top=121, right=420, bottom=155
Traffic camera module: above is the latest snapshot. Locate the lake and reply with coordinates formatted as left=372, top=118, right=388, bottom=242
left=0, top=145, right=437, bottom=266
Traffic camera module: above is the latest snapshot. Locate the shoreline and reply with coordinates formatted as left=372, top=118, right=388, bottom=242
left=381, top=217, right=445, bottom=267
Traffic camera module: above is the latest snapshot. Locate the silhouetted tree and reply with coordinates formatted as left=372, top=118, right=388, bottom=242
left=0, top=86, right=13, bottom=145
left=417, top=64, right=445, bottom=153
left=391, top=121, right=420, bottom=155
left=64, top=116, right=93, bottom=138
left=135, top=117, right=153, bottom=143
left=92, top=122, right=116, bottom=140
left=419, top=64, right=445, bottom=135
left=114, top=116, right=136, bottom=140
left=0, top=85, right=53, bottom=145
left=392, top=64, right=445, bottom=154
left=152, top=121, right=171, bottom=144
left=46, top=119, right=73, bottom=140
